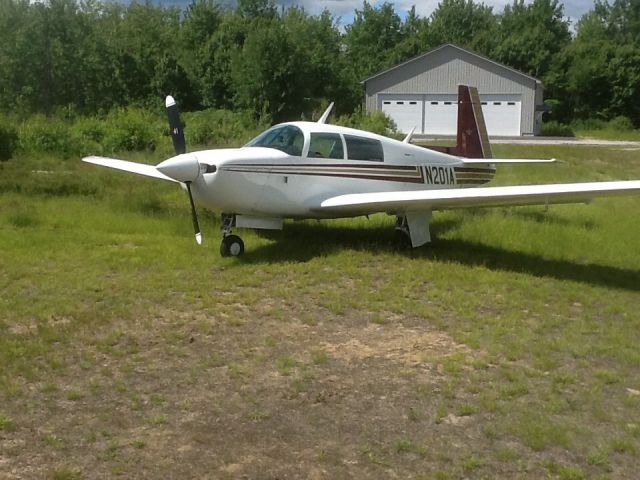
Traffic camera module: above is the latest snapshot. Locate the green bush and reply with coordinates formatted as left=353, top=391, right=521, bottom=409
left=572, top=116, right=634, bottom=132
left=0, top=120, right=18, bottom=161
left=101, top=108, right=164, bottom=154
left=540, top=121, right=575, bottom=137
left=607, top=115, right=634, bottom=131
left=70, top=116, right=107, bottom=155
left=183, top=109, right=267, bottom=148
left=571, top=118, right=607, bottom=131
left=335, top=108, right=398, bottom=137
left=17, top=115, right=79, bottom=158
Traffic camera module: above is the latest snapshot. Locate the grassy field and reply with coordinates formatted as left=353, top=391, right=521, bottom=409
left=1, top=144, right=639, bottom=479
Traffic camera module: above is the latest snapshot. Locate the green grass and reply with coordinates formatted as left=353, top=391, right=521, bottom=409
left=0, top=145, right=639, bottom=478
left=0, top=414, right=15, bottom=432
left=574, top=128, right=640, bottom=141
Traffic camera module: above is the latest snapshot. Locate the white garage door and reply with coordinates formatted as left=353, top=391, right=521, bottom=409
left=379, top=93, right=523, bottom=137
left=424, top=94, right=458, bottom=135
left=480, top=95, right=521, bottom=136
left=380, top=95, right=422, bottom=134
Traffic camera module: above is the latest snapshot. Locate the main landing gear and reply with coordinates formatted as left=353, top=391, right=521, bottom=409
left=394, top=215, right=412, bottom=248
left=220, top=213, right=244, bottom=257
left=394, top=212, right=432, bottom=249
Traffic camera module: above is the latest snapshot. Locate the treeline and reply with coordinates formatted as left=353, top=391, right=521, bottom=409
left=1, top=0, right=640, bottom=126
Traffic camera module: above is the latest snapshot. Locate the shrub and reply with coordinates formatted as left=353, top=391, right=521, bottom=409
left=183, top=109, right=267, bottom=148
left=572, top=118, right=607, bottom=131
left=70, top=116, right=107, bottom=155
left=607, top=115, right=633, bottom=131
left=335, top=108, right=398, bottom=137
left=102, top=108, right=164, bottom=153
left=0, top=120, right=18, bottom=161
left=540, top=121, right=574, bottom=137
left=17, top=115, right=79, bottom=158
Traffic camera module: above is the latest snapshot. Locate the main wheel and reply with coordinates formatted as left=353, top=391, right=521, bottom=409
left=394, top=229, right=412, bottom=250
left=220, top=234, right=244, bottom=257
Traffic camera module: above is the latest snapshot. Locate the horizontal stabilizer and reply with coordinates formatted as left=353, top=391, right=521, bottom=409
left=82, top=156, right=177, bottom=182
left=320, top=181, right=640, bottom=216
left=462, top=158, right=557, bottom=164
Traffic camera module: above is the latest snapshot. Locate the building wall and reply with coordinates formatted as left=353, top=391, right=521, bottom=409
left=365, top=46, right=540, bottom=135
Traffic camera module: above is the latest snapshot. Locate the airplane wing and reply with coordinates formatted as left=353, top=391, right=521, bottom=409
left=319, top=181, right=640, bottom=216
left=82, top=156, right=178, bottom=182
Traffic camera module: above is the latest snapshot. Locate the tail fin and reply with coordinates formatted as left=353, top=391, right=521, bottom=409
left=456, top=85, right=492, bottom=159
left=423, top=85, right=492, bottom=159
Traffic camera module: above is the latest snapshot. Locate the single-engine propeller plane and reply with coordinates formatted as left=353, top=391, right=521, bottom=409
left=83, top=86, right=640, bottom=256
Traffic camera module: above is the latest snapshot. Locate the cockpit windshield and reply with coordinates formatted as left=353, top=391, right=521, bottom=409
left=245, top=125, right=304, bottom=156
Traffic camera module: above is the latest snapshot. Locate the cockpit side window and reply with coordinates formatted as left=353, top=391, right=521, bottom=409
left=308, top=133, right=344, bottom=159
left=344, top=135, right=384, bottom=162
left=245, top=125, right=304, bottom=156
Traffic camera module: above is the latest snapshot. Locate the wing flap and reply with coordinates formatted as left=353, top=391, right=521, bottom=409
left=82, top=156, right=177, bottom=182
left=320, top=181, right=640, bottom=216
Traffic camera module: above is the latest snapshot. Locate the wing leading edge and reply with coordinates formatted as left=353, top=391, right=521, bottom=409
left=319, top=181, right=640, bottom=216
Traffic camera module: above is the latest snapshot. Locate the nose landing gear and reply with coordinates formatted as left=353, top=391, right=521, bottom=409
left=220, top=214, right=245, bottom=257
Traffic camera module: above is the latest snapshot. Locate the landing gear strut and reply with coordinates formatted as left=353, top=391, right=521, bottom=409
left=394, top=215, right=412, bottom=248
left=394, top=211, right=432, bottom=248
left=220, top=214, right=245, bottom=257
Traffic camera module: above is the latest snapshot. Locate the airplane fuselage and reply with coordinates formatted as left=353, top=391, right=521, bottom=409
left=190, top=121, right=495, bottom=219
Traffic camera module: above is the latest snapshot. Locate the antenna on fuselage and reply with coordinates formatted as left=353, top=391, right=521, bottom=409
left=403, top=126, right=416, bottom=144
left=317, top=102, right=334, bottom=124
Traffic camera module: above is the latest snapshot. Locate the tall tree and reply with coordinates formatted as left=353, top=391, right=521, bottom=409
left=344, top=2, right=403, bottom=81
left=391, top=6, right=431, bottom=63
left=567, top=3, right=640, bottom=124
left=230, top=7, right=349, bottom=121
left=604, top=0, right=640, bottom=45
left=427, top=0, right=497, bottom=55
left=491, top=0, right=571, bottom=121
left=180, top=0, right=225, bottom=108
left=493, top=0, right=571, bottom=78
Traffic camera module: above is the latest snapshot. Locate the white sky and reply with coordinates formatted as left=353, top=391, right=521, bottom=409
left=157, top=0, right=595, bottom=29
left=266, top=0, right=594, bottom=26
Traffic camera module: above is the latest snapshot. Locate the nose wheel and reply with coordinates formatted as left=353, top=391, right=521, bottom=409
left=220, top=213, right=244, bottom=257
left=220, top=234, right=244, bottom=257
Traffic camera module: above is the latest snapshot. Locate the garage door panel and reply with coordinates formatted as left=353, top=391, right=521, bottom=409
left=424, top=94, right=457, bottom=135
left=380, top=95, right=422, bottom=134
left=480, top=94, right=521, bottom=136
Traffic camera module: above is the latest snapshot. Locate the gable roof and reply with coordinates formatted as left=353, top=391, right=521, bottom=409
left=362, top=43, right=540, bottom=85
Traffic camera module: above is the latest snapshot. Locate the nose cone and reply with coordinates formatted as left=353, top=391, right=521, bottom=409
left=156, top=154, right=200, bottom=182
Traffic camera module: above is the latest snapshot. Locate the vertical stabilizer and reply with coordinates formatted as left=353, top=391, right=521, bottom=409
left=456, top=85, right=492, bottom=159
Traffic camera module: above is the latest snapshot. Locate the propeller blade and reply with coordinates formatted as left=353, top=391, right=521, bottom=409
left=185, top=181, right=202, bottom=245
left=166, top=95, right=186, bottom=156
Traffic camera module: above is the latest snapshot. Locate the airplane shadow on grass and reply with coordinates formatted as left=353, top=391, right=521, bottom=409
left=243, top=217, right=640, bottom=292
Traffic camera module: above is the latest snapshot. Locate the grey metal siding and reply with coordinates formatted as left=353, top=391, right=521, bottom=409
left=365, top=45, right=539, bottom=136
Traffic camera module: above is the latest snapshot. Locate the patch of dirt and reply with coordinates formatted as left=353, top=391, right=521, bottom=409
left=0, top=303, right=580, bottom=479
left=321, top=324, right=468, bottom=367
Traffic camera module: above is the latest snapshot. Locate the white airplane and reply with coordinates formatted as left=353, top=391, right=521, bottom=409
left=83, top=86, right=640, bottom=256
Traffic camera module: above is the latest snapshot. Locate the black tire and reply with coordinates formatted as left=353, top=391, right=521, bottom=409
left=220, top=235, right=244, bottom=257
left=394, top=229, right=412, bottom=250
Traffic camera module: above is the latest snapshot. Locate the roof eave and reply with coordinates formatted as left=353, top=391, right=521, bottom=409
left=361, top=43, right=540, bottom=85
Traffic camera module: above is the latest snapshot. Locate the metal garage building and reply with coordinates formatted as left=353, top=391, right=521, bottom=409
left=363, top=44, right=544, bottom=137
